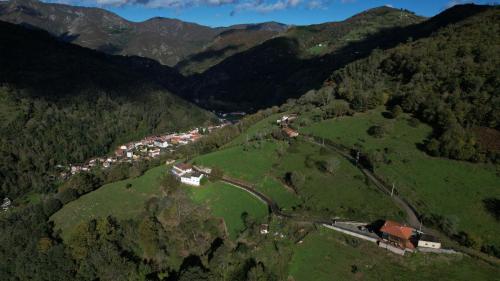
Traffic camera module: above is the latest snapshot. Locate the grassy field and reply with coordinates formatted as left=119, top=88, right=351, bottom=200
left=189, top=181, right=268, bottom=239
left=51, top=165, right=166, bottom=239
left=274, top=140, right=403, bottom=221
left=288, top=228, right=500, bottom=281
left=194, top=135, right=403, bottom=221
left=302, top=108, right=500, bottom=248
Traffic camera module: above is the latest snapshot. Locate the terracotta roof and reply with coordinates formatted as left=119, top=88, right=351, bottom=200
left=380, top=220, right=414, bottom=240
left=282, top=127, right=298, bottom=137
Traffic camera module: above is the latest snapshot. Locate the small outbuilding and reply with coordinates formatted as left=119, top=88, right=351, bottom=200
left=417, top=234, right=441, bottom=249
left=2, top=198, right=11, bottom=211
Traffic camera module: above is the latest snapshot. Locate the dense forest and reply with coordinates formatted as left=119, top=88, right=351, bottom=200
left=0, top=21, right=214, bottom=199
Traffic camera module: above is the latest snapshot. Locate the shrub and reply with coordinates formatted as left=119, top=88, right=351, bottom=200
left=367, top=125, right=386, bottom=138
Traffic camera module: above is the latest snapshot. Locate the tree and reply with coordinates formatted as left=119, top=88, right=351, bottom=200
left=391, top=105, right=403, bottom=118
left=288, top=171, right=305, bottom=189
left=324, top=157, right=341, bottom=174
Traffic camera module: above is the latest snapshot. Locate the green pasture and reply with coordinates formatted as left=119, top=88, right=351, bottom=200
left=289, top=228, right=500, bottom=281
left=302, top=108, right=500, bottom=247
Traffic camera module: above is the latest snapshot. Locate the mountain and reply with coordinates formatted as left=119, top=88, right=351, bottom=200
left=182, top=6, right=425, bottom=111
left=0, top=20, right=214, bottom=198
left=319, top=4, right=500, bottom=161
left=175, top=22, right=289, bottom=74
left=0, top=0, right=289, bottom=66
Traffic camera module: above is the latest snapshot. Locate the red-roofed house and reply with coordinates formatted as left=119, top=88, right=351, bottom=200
left=380, top=220, right=416, bottom=250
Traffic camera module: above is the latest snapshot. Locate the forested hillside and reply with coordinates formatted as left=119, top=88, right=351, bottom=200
left=323, top=4, right=500, bottom=161
left=183, top=6, right=424, bottom=111
left=0, top=21, right=214, bottom=199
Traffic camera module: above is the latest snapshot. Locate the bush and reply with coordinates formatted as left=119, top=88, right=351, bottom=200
left=125, top=183, right=133, bottom=189
left=367, top=125, right=386, bottom=138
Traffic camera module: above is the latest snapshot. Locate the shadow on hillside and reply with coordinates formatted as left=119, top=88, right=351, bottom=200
left=179, top=4, right=490, bottom=112
left=175, top=44, right=242, bottom=67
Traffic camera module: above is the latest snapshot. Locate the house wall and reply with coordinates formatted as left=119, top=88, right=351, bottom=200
left=418, top=240, right=441, bottom=249
left=181, top=176, right=202, bottom=186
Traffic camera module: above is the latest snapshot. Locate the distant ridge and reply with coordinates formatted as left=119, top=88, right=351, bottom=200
left=0, top=0, right=288, bottom=65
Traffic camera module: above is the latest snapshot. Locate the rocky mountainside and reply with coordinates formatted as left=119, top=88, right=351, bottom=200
left=0, top=0, right=288, bottom=66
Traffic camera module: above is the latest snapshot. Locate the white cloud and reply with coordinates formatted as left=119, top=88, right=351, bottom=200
left=233, top=0, right=304, bottom=13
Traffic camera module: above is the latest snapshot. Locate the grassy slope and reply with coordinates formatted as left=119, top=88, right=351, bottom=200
left=302, top=108, right=500, bottom=247
left=51, top=165, right=165, bottom=239
left=194, top=140, right=300, bottom=210
left=194, top=132, right=402, bottom=221
left=289, top=228, right=500, bottom=281
left=51, top=164, right=268, bottom=240
left=189, top=181, right=268, bottom=239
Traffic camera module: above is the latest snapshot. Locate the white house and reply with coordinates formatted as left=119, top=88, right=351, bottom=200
left=154, top=139, right=169, bottom=148
left=126, top=151, right=133, bottom=158
left=180, top=172, right=204, bottom=186
left=417, top=234, right=441, bottom=249
left=172, top=163, right=193, bottom=177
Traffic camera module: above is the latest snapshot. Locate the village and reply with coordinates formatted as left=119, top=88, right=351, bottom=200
left=62, top=121, right=231, bottom=178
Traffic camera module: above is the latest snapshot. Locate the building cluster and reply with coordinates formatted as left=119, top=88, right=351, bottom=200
left=170, top=163, right=211, bottom=186
left=276, top=114, right=299, bottom=138
left=63, top=123, right=230, bottom=178
left=378, top=220, right=441, bottom=254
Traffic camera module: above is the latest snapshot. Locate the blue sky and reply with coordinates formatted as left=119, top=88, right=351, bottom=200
left=43, top=0, right=494, bottom=27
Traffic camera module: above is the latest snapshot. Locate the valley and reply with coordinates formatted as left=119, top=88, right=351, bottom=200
left=0, top=1, right=498, bottom=280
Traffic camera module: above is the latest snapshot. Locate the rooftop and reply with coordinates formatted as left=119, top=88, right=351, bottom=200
left=380, top=220, right=414, bottom=240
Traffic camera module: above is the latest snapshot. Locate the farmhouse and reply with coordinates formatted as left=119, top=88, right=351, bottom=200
left=282, top=127, right=299, bottom=138
left=379, top=220, right=416, bottom=250
left=172, top=163, right=193, bottom=177
left=180, top=172, right=204, bottom=186
left=417, top=234, right=441, bottom=249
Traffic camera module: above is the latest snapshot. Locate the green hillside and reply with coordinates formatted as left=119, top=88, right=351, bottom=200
left=0, top=21, right=214, bottom=199
left=302, top=108, right=500, bottom=254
